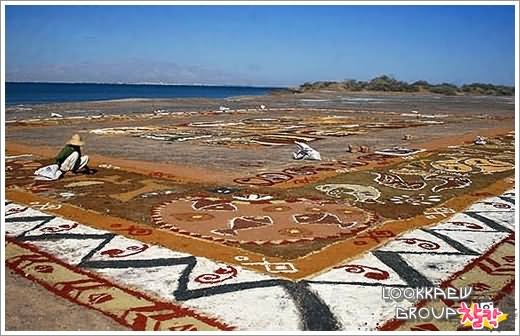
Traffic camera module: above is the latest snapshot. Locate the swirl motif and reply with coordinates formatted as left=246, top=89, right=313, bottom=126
left=194, top=266, right=238, bottom=284
left=395, top=238, right=440, bottom=250
left=333, top=264, right=390, bottom=280
left=100, top=244, right=149, bottom=258
left=40, top=223, right=79, bottom=233
left=451, top=221, right=483, bottom=230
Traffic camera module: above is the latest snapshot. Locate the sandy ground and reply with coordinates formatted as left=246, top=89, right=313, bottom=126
left=5, top=92, right=515, bottom=177
left=3, top=91, right=516, bottom=331
left=6, top=91, right=514, bottom=120
left=496, top=290, right=516, bottom=331
left=4, top=270, right=128, bottom=331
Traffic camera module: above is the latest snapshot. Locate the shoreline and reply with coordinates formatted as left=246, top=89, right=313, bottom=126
left=6, top=92, right=515, bottom=107
left=6, top=86, right=514, bottom=108
left=5, top=82, right=285, bottom=106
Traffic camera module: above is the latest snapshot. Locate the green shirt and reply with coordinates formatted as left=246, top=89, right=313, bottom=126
left=55, top=144, right=82, bottom=171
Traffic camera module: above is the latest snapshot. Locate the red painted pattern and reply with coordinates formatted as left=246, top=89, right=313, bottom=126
left=110, top=223, right=153, bottom=236
left=5, top=238, right=234, bottom=331
left=378, top=232, right=515, bottom=331
left=394, top=238, right=441, bottom=250
left=333, top=264, right=389, bottom=280
left=353, top=230, right=396, bottom=245
left=100, top=244, right=150, bottom=258
left=40, top=223, right=79, bottom=233
left=194, top=265, right=238, bottom=284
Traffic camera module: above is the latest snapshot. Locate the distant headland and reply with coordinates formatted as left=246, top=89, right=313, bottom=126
left=289, top=75, right=514, bottom=96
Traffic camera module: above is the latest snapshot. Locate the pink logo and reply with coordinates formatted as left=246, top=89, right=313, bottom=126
left=458, top=302, right=508, bottom=330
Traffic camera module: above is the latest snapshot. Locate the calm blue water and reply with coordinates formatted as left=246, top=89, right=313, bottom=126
left=6, top=82, right=282, bottom=105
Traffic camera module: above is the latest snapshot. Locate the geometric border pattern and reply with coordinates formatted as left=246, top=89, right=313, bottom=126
left=6, top=177, right=514, bottom=281
left=5, top=238, right=234, bottom=331
left=4, top=189, right=515, bottom=330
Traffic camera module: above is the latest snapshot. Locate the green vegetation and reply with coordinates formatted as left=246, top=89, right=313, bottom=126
left=291, top=75, right=514, bottom=96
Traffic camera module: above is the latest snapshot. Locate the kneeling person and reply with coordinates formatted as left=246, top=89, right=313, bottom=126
left=56, top=134, right=90, bottom=174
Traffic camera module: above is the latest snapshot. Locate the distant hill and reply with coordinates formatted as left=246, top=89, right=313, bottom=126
left=290, top=75, right=514, bottom=96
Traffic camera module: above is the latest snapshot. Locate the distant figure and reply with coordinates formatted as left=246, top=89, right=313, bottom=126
left=474, top=136, right=487, bottom=145
left=359, top=145, right=370, bottom=153
left=55, top=134, right=91, bottom=174
left=403, top=134, right=412, bottom=140
left=293, top=141, right=321, bottom=161
left=346, top=144, right=354, bottom=153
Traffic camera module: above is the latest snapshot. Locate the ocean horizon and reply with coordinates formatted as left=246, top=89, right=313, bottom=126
left=5, top=82, right=286, bottom=105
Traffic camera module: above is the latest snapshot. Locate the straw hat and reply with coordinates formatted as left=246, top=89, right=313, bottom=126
left=67, top=134, right=84, bottom=146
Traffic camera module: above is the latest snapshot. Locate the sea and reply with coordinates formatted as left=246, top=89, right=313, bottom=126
left=5, top=82, right=282, bottom=105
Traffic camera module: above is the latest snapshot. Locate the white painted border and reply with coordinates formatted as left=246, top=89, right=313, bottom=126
left=2, top=192, right=516, bottom=334
left=1, top=1, right=518, bottom=335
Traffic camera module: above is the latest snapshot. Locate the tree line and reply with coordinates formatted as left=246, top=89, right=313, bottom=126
left=290, top=75, right=514, bottom=96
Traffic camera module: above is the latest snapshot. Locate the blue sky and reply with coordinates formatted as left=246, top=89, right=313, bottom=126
left=5, top=5, right=516, bottom=86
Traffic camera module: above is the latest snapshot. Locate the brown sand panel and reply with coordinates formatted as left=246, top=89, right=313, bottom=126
left=8, top=175, right=512, bottom=281
left=296, top=138, right=514, bottom=220
left=244, top=158, right=403, bottom=190
left=285, top=177, right=514, bottom=279
left=155, top=198, right=377, bottom=243
left=238, top=237, right=345, bottom=259
left=7, top=159, right=188, bottom=227
left=110, top=180, right=174, bottom=202
left=274, top=171, right=342, bottom=189
left=5, top=189, right=295, bottom=280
